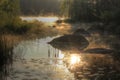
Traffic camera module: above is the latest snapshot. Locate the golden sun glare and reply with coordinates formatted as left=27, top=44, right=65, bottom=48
left=70, top=54, right=81, bottom=65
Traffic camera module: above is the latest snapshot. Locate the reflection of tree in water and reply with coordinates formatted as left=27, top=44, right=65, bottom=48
left=48, top=46, right=60, bottom=59
left=48, top=46, right=50, bottom=58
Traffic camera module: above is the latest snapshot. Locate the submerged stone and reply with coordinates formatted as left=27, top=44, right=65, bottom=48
left=84, top=48, right=114, bottom=54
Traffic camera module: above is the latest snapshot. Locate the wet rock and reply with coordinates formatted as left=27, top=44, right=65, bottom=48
left=55, top=19, right=63, bottom=24
left=87, top=23, right=105, bottom=35
left=84, top=48, right=114, bottom=54
left=73, top=28, right=91, bottom=37
left=48, top=35, right=89, bottom=52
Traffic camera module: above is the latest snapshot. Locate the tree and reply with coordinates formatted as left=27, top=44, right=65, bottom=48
left=0, top=0, right=20, bottom=28
left=61, top=0, right=120, bottom=22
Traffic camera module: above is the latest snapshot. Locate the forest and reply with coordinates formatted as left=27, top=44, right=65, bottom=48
left=62, top=0, right=120, bottom=23
left=61, top=0, right=120, bottom=36
left=20, top=0, right=61, bottom=15
left=1, top=0, right=120, bottom=24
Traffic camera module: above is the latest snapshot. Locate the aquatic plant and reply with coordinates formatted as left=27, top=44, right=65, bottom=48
left=0, top=34, right=19, bottom=80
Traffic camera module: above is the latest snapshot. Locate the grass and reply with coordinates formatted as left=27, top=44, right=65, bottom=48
left=0, top=19, right=60, bottom=39
left=0, top=35, right=13, bottom=80
left=24, top=20, right=58, bottom=38
left=0, top=34, right=21, bottom=80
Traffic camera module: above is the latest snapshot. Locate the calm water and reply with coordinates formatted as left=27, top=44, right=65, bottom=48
left=8, top=36, right=75, bottom=80
left=7, top=36, right=120, bottom=80
left=6, top=17, right=120, bottom=80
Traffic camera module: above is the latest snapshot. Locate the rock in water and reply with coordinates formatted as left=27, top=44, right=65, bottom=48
left=73, top=28, right=91, bottom=37
left=84, top=48, right=115, bottom=54
left=48, top=35, right=89, bottom=52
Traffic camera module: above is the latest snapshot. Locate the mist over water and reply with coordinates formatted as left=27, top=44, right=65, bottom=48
left=20, top=16, right=59, bottom=22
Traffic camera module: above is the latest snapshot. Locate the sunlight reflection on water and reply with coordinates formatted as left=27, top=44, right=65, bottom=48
left=70, top=54, right=81, bottom=65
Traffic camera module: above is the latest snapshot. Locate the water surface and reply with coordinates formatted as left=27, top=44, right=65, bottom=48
left=7, top=16, right=120, bottom=80
left=8, top=36, right=75, bottom=80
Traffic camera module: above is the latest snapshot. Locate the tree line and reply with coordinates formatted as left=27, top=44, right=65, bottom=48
left=20, top=0, right=61, bottom=16
left=0, top=0, right=61, bottom=34
left=0, top=0, right=20, bottom=30
left=61, top=0, right=120, bottom=23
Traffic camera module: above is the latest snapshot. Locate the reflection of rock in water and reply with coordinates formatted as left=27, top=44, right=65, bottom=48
left=48, top=47, right=50, bottom=58
left=48, top=35, right=89, bottom=52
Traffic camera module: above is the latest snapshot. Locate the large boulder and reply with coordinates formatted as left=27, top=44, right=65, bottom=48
left=48, top=35, right=89, bottom=52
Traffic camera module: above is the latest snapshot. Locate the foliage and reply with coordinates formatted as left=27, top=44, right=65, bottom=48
left=0, top=0, right=20, bottom=29
left=61, top=0, right=120, bottom=23
left=20, top=0, right=61, bottom=16
left=0, top=35, right=18, bottom=80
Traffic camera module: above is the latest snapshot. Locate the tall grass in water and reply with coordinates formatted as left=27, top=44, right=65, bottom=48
left=0, top=34, right=19, bottom=80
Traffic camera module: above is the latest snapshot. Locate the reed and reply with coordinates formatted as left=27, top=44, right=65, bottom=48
left=0, top=34, right=20, bottom=80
